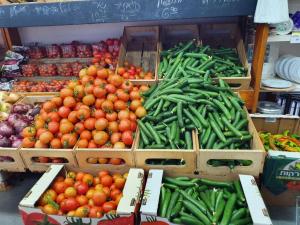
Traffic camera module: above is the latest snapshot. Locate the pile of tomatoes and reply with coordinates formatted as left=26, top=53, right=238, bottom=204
left=38, top=170, right=127, bottom=218
left=12, top=80, right=68, bottom=92
left=117, top=62, right=154, bottom=80
left=21, top=63, right=147, bottom=164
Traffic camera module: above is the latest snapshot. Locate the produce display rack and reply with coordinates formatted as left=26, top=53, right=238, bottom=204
left=0, top=146, right=26, bottom=172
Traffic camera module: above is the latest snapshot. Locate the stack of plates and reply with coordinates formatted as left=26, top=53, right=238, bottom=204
left=275, top=55, right=300, bottom=83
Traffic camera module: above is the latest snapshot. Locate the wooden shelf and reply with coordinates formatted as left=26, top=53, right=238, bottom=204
left=0, top=0, right=257, bottom=27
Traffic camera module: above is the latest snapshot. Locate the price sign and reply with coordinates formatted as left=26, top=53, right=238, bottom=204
left=290, top=31, right=300, bottom=44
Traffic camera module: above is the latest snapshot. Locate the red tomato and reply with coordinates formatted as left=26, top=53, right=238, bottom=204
left=60, top=197, right=80, bottom=212
left=75, top=182, right=89, bottom=195
left=102, top=201, right=116, bottom=213
left=122, top=130, right=134, bottom=146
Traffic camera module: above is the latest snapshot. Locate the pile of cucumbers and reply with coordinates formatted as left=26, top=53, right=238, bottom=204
left=159, top=176, right=253, bottom=225
left=158, top=39, right=247, bottom=79
left=140, top=76, right=251, bottom=151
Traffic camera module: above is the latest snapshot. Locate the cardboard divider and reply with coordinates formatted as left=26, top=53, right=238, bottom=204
left=197, top=107, right=266, bottom=177
left=199, top=23, right=251, bottom=90
left=18, top=95, right=56, bottom=104
left=133, top=129, right=197, bottom=175
left=116, top=25, right=159, bottom=85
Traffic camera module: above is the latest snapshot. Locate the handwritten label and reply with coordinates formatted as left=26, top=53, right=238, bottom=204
left=115, top=0, right=141, bottom=20
left=10, top=5, right=27, bottom=17
left=91, top=0, right=107, bottom=22
left=157, top=0, right=183, bottom=19
left=34, top=5, right=59, bottom=16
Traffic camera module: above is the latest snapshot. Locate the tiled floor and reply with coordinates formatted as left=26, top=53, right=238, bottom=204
left=0, top=172, right=296, bottom=225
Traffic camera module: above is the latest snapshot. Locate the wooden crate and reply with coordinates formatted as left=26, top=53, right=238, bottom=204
left=199, top=23, right=251, bottom=90
left=197, top=108, right=266, bottom=177
left=0, top=147, right=26, bottom=172
left=16, top=92, right=59, bottom=96
left=133, top=130, right=197, bottom=175
left=116, top=26, right=159, bottom=85
left=251, top=114, right=300, bottom=134
left=18, top=95, right=55, bottom=105
left=75, top=147, right=135, bottom=173
left=160, top=24, right=200, bottom=50
left=20, top=148, right=78, bottom=172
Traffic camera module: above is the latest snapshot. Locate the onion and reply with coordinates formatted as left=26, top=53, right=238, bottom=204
left=12, top=104, right=33, bottom=114
left=0, top=135, right=11, bottom=147
left=0, top=121, right=14, bottom=137
left=13, top=120, right=28, bottom=134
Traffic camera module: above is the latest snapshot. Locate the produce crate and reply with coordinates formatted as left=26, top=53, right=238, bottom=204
left=197, top=108, right=266, bottom=177
left=199, top=23, right=251, bottom=90
left=75, top=146, right=135, bottom=172
left=117, top=25, right=159, bottom=85
left=19, top=165, right=144, bottom=225
left=160, top=24, right=200, bottom=50
left=0, top=147, right=26, bottom=172
left=140, top=169, right=272, bottom=225
left=251, top=114, right=300, bottom=134
left=20, top=148, right=78, bottom=172
left=133, top=130, right=197, bottom=175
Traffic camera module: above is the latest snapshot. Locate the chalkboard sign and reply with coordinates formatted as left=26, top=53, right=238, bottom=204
left=0, top=0, right=257, bottom=28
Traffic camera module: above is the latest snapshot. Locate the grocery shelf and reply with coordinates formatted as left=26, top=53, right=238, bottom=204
left=0, top=0, right=257, bottom=27
left=268, top=34, right=291, bottom=43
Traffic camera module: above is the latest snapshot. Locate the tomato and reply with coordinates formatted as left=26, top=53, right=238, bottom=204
left=107, top=93, right=118, bottom=103
left=139, top=85, right=149, bottom=93
left=63, top=96, right=76, bottom=109
left=88, top=140, right=97, bottom=148
left=83, top=94, right=95, bottom=106
left=39, top=131, right=54, bottom=145
left=98, top=171, right=109, bottom=178
left=48, top=121, right=59, bottom=134
left=129, top=90, right=140, bottom=100
left=102, top=201, right=116, bottom=213
left=60, top=197, right=79, bottom=212
left=50, top=138, right=62, bottom=149
left=47, top=112, right=61, bottom=122
left=64, top=186, right=77, bottom=198
left=76, top=172, right=85, bottom=181
left=84, top=118, right=96, bottom=130
left=74, top=122, right=85, bottom=134
left=97, top=68, right=109, bottom=79
left=108, top=121, right=119, bottom=133
left=93, top=177, right=101, bottom=186
left=114, top=100, right=127, bottom=111
left=86, top=189, right=95, bottom=199
left=56, top=193, right=66, bottom=204
left=135, top=106, right=147, bottom=118
left=79, top=68, right=87, bottom=78
left=129, top=112, right=137, bottom=121
left=89, top=206, right=103, bottom=218
left=61, top=133, right=77, bottom=148
left=114, top=177, right=126, bottom=189
left=101, top=175, right=113, bottom=187
left=106, top=112, right=117, bottom=122
left=59, top=121, right=74, bottom=134
left=109, top=158, right=123, bottom=165
left=105, top=84, right=116, bottom=94
left=53, top=181, right=67, bottom=194
left=95, top=118, right=108, bottom=131
left=94, top=109, right=105, bottom=119
left=75, top=181, right=89, bottom=195
left=82, top=173, right=94, bottom=186
left=42, top=204, right=58, bottom=215
left=80, top=130, right=92, bottom=141
left=77, top=108, right=91, bottom=121
left=60, top=88, right=73, bottom=98
left=51, top=96, right=63, bottom=107
left=121, top=81, right=133, bottom=92
left=37, top=156, right=49, bottom=163
left=122, top=130, right=134, bottom=146
left=130, top=100, right=142, bottom=111
left=130, top=121, right=137, bottom=132
left=117, top=67, right=125, bottom=75
left=118, top=110, right=129, bottom=120
left=87, top=65, right=98, bottom=77
left=94, top=131, right=109, bottom=146
left=116, top=89, right=130, bottom=102
left=58, top=106, right=71, bottom=118
left=110, top=189, right=121, bottom=200
left=35, top=118, right=45, bottom=130
left=114, top=194, right=123, bottom=205
left=67, top=111, right=78, bottom=124
left=93, top=86, right=107, bottom=98
left=63, top=178, right=74, bottom=187
left=76, top=195, right=89, bottom=206
left=101, top=100, right=114, bottom=112
left=92, top=190, right=107, bottom=206
left=34, top=140, right=48, bottom=148
left=77, top=139, right=88, bottom=148
left=67, top=171, right=76, bottom=179
left=43, top=101, right=56, bottom=113
left=119, top=119, right=131, bottom=132
left=22, top=127, right=36, bottom=139
left=113, top=142, right=126, bottom=149
left=98, top=158, right=109, bottom=164
left=110, top=133, right=121, bottom=144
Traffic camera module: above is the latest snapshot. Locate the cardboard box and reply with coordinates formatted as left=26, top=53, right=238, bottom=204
left=19, top=165, right=144, bottom=225
left=140, top=169, right=272, bottom=225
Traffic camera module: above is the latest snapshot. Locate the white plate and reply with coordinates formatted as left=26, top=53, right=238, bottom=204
left=278, top=56, right=293, bottom=79
left=262, top=79, right=293, bottom=88
left=283, top=57, right=294, bottom=79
